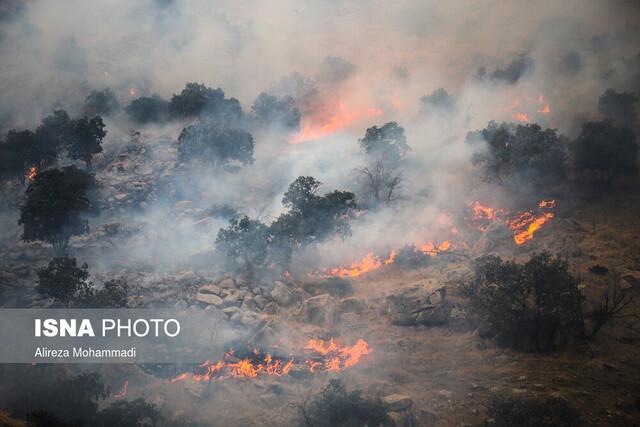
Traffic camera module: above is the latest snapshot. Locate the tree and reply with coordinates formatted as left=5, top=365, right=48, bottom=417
left=572, top=120, right=637, bottom=185
left=356, top=157, right=402, bottom=206
left=215, top=216, right=272, bottom=275
left=420, top=88, right=456, bottom=114
left=251, top=92, right=301, bottom=130
left=65, top=116, right=106, bottom=169
left=298, top=379, right=390, bottom=427
left=35, top=256, right=90, bottom=307
left=0, top=129, right=58, bottom=183
left=359, top=122, right=409, bottom=165
left=470, top=121, right=567, bottom=191
left=598, top=89, right=637, bottom=127
left=169, top=82, right=242, bottom=121
left=125, top=95, right=169, bottom=123
left=462, top=252, right=584, bottom=352
left=271, top=176, right=356, bottom=247
left=178, top=121, right=254, bottom=170
left=83, top=89, right=119, bottom=116
left=19, top=166, right=98, bottom=252
left=37, top=109, right=73, bottom=150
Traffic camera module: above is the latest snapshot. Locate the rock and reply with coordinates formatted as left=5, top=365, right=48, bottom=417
left=254, top=295, right=266, bottom=309
left=384, top=394, right=413, bottom=411
left=263, top=302, right=278, bottom=315
left=239, top=311, right=267, bottom=329
left=338, top=297, right=365, bottom=313
left=218, top=278, right=236, bottom=289
left=195, top=293, right=223, bottom=307
left=437, top=389, right=453, bottom=399
left=301, top=277, right=353, bottom=297
left=386, top=285, right=451, bottom=326
left=198, top=284, right=222, bottom=295
left=270, top=281, right=302, bottom=307
left=299, top=294, right=336, bottom=326
left=223, top=294, right=241, bottom=307
left=223, top=307, right=242, bottom=318
left=241, top=296, right=257, bottom=311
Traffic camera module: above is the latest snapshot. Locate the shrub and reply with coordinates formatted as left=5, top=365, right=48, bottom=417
left=83, top=89, right=119, bottom=116
left=36, top=256, right=91, bottom=307
left=393, top=244, right=430, bottom=269
left=299, top=380, right=390, bottom=427
left=462, top=252, right=584, bottom=351
left=177, top=121, right=254, bottom=170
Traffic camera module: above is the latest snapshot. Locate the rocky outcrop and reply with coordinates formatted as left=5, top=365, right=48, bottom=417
left=386, top=284, right=451, bottom=326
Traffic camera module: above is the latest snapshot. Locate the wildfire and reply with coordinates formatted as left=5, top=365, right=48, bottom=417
left=513, top=112, right=530, bottom=123
left=168, top=339, right=372, bottom=384
left=114, top=380, right=128, bottom=398
left=25, top=165, right=38, bottom=182
left=290, top=101, right=383, bottom=144
left=469, top=199, right=556, bottom=245
left=512, top=212, right=554, bottom=245
left=537, top=94, right=551, bottom=114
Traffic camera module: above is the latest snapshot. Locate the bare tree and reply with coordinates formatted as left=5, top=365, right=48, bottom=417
left=356, top=156, right=402, bottom=205
left=589, top=274, right=634, bottom=337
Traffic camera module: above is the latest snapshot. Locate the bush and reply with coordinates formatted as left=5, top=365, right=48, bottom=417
left=251, top=92, right=300, bottom=130
left=299, top=380, right=390, bottom=427
left=36, top=256, right=90, bottom=307
left=486, top=395, right=580, bottom=427
left=462, top=252, right=584, bottom=351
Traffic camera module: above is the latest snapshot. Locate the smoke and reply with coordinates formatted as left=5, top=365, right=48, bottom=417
left=1, top=0, right=639, bottom=274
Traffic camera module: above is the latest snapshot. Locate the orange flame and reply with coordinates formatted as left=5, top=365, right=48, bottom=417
left=290, top=101, right=383, bottom=144
left=168, top=339, right=371, bottom=384
left=512, top=112, right=530, bottom=123
left=26, top=165, right=37, bottom=182
left=114, top=380, right=128, bottom=398
left=512, top=212, right=554, bottom=245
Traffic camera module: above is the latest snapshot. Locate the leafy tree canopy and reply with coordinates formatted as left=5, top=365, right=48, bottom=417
left=125, top=95, right=169, bottom=123
left=19, top=166, right=99, bottom=251
left=359, top=122, right=409, bottom=165
left=178, top=121, right=254, bottom=170
left=251, top=92, right=301, bottom=131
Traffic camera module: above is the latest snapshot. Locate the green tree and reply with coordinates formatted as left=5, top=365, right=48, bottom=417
left=251, top=92, right=300, bottom=130
left=19, top=166, right=98, bottom=252
left=469, top=121, right=567, bottom=191
left=0, top=129, right=58, bottom=183
left=65, top=116, right=106, bottom=169
left=572, top=120, right=637, bottom=185
left=83, top=88, right=119, bottom=116
left=178, top=121, right=254, bottom=170
left=169, top=82, right=242, bottom=121
left=125, top=95, right=169, bottom=123
left=215, top=216, right=272, bottom=275
left=359, top=122, right=409, bottom=165
left=598, top=88, right=637, bottom=127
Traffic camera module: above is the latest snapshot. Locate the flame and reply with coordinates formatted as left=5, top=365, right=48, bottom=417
left=322, top=252, right=384, bottom=277
left=114, top=380, right=128, bottom=398
left=469, top=199, right=556, bottom=245
left=26, top=165, right=38, bottom=182
left=537, top=94, right=551, bottom=114
left=129, top=87, right=137, bottom=97
left=290, top=101, right=383, bottom=144
left=512, top=212, right=554, bottom=245
left=512, top=112, right=530, bottom=122
left=168, top=339, right=372, bottom=384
